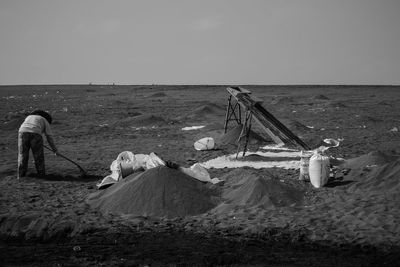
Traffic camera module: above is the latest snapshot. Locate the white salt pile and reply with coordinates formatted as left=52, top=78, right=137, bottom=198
left=182, top=125, right=205, bottom=131
left=202, top=149, right=301, bottom=170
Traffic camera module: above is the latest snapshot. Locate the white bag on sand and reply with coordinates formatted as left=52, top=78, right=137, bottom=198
left=98, top=151, right=165, bottom=189
left=309, top=151, right=330, bottom=188
left=98, top=151, right=220, bottom=189
left=145, top=152, right=166, bottom=169
left=180, top=163, right=222, bottom=184
left=194, top=137, right=215, bottom=151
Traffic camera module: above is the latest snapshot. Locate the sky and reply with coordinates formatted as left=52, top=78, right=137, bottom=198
left=0, top=0, right=399, bottom=85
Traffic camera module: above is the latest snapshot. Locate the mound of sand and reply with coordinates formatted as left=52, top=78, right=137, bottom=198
left=377, top=101, right=391, bottom=106
left=2, top=112, right=29, bottom=131
left=326, top=101, right=347, bottom=108
left=113, top=114, right=166, bottom=127
left=2, top=117, right=25, bottom=131
left=311, top=94, right=330, bottom=100
left=213, top=169, right=303, bottom=213
left=87, top=166, right=219, bottom=218
left=271, top=96, right=294, bottom=105
left=341, top=151, right=399, bottom=170
left=347, top=159, right=400, bottom=196
left=218, top=125, right=269, bottom=146
left=179, top=103, right=225, bottom=121
left=148, top=92, right=167, bottom=98
left=359, top=115, right=382, bottom=123
left=203, top=122, right=224, bottom=131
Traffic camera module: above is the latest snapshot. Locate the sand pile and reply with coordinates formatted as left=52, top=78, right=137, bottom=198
left=218, top=125, right=269, bottom=146
left=311, top=94, right=330, bottom=100
left=202, top=122, right=224, bottom=131
left=2, top=111, right=29, bottom=131
left=326, top=101, right=347, bottom=108
left=359, top=115, right=382, bottom=123
left=87, top=166, right=219, bottom=218
left=213, top=169, right=303, bottom=213
left=2, top=117, right=25, bottom=131
left=148, top=92, right=167, bottom=98
left=340, top=151, right=399, bottom=183
left=179, top=103, right=225, bottom=121
left=341, top=151, right=398, bottom=171
left=377, top=101, right=391, bottom=106
left=271, top=96, right=294, bottom=105
left=113, top=114, right=166, bottom=127
left=346, top=159, right=400, bottom=196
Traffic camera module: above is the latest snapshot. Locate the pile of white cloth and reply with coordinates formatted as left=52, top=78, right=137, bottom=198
left=97, top=151, right=221, bottom=189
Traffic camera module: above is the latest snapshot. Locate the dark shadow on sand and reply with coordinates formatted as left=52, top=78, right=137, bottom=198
left=325, top=180, right=354, bottom=188
left=27, top=173, right=102, bottom=182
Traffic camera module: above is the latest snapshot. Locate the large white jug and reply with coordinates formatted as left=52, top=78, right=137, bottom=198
left=308, top=151, right=330, bottom=188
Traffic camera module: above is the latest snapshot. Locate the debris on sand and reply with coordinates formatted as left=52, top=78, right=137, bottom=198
left=87, top=166, right=219, bottom=218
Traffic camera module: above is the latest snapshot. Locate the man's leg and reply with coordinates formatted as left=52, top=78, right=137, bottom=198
left=17, top=132, right=30, bottom=178
left=31, top=133, right=45, bottom=176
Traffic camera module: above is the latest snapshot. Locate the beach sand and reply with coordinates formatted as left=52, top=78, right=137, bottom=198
left=1, top=85, right=400, bottom=266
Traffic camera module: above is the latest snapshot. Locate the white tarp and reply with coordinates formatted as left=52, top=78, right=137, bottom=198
left=97, top=151, right=220, bottom=189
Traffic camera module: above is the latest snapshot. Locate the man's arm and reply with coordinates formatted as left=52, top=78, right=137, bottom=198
left=46, top=135, right=58, bottom=154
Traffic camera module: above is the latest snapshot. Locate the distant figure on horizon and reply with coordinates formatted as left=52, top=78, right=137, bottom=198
left=17, top=110, right=59, bottom=179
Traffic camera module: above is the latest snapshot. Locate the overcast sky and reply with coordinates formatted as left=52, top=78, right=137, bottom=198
left=0, top=0, right=399, bottom=85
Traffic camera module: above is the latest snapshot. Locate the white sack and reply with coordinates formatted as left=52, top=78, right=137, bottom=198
left=309, top=151, right=330, bottom=188
left=194, top=137, right=215, bottom=151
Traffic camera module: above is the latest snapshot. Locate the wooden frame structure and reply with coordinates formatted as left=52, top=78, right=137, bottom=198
left=224, top=87, right=311, bottom=157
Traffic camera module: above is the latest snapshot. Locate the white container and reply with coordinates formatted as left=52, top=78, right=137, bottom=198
left=308, top=151, right=330, bottom=188
left=120, top=161, right=135, bottom=178
left=194, top=137, right=215, bottom=151
left=299, top=151, right=313, bottom=181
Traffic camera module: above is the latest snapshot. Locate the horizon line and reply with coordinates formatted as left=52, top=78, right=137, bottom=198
left=0, top=83, right=399, bottom=87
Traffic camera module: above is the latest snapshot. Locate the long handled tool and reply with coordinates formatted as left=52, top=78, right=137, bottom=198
left=44, top=145, right=87, bottom=176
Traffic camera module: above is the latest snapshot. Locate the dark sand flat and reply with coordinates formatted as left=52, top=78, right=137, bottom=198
left=1, top=85, right=400, bottom=266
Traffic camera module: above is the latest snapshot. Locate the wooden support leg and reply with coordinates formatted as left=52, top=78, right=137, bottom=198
left=238, top=104, right=242, bottom=124
left=224, top=96, right=232, bottom=133
left=242, top=112, right=253, bottom=157
left=236, top=109, right=252, bottom=158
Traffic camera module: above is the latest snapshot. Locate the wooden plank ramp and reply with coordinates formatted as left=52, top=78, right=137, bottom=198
left=227, top=87, right=311, bottom=150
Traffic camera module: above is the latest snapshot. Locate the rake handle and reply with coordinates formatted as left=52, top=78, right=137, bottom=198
left=43, top=145, right=87, bottom=175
